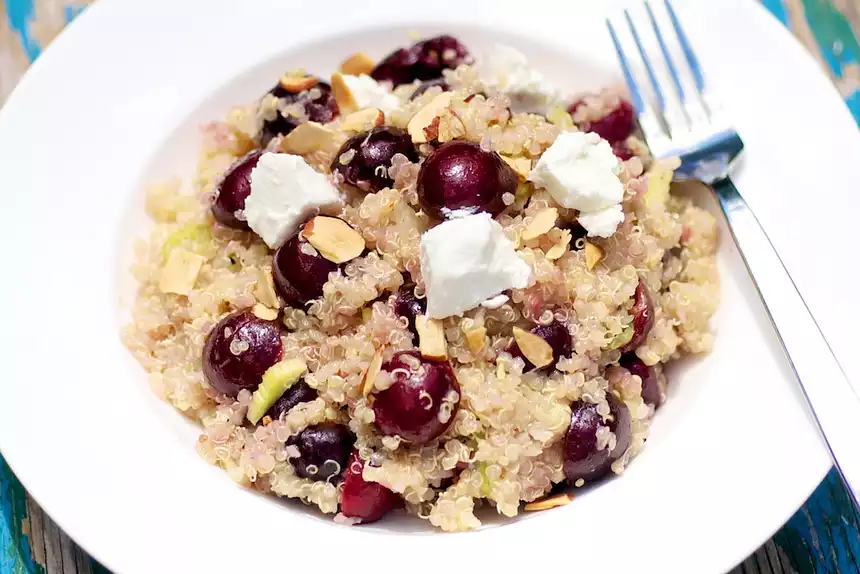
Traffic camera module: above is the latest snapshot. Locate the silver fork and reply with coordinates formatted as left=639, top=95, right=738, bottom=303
left=608, top=1, right=859, bottom=507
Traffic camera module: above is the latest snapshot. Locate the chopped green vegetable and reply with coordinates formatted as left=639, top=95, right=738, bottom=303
left=478, top=462, right=491, bottom=497
left=606, top=327, right=634, bottom=350
left=546, top=105, right=574, bottom=129
left=515, top=182, right=533, bottom=200
left=162, top=223, right=213, bottom=261
left=247, top=358, right=308, bottom=425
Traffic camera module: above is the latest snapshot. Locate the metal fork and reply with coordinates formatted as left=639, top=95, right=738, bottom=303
left=608, top=1, right=859, bottom=507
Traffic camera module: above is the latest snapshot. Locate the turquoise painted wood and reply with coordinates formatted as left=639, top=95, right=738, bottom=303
left=1, top=1, right=858, bottom=572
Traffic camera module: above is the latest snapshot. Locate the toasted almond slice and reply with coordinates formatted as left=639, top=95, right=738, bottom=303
left=331, top=72, right=359, bottom=114
left=339, top=52, right=375, bottom=76
left=416, top=315, right=448, bottom=360
left=524, top=493, right=573, bottom=512
left=465, top=327, right=487, bottom=353
left=512, top=326, right=554, bottom=369
left=341, top=108, right=385, bottom=132
left=302, top=216, right=366, bottom=264
left=255, top=268, right=280, bottom=308
left=279, top=74, right=319, bottom=93
left=521, top=208, right=558, bottom=241
left=281, top=122, right=337, bottom=155
left=159, top=248, right=206, bottom=295
left=546, top=229, right=572, bottom=261
left=584, top=241, right=604, bottom=270
left=501, top=155, right=532, bottom=180
left=361, top=348, right=385, bottom=396
left=252, top=303, right=279, bottom=321
left=407, top=92, right=453, bottom=143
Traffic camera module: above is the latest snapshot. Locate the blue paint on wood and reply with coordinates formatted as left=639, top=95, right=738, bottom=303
left=1, top=458, right=41, bottom=574
left=761, top=0, right=791, bottom=25
left=802, top=0, right=860, bottom=86
left=777, top=469, right=860, bottom=573
left=846, top=91, right=860, bottom=121
left=4, top=0, right=39, bottom=62
left=0, top=2, right=859, bottom=574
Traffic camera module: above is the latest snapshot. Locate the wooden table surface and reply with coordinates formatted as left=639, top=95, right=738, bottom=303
left=1, top=1, right=859, bottom=573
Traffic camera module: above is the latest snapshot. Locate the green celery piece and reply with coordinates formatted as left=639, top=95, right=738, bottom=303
left=247, top=359, right=308, bottom=425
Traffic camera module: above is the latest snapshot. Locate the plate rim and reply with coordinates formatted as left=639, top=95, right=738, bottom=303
left=0, top=0, right=851, bottom=572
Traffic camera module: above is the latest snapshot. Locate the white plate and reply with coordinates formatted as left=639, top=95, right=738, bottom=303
left=0, top=0, right=856, bottom=572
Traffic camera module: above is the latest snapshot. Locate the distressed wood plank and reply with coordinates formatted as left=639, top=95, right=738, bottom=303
left=1, top=1, right=859, bottom=573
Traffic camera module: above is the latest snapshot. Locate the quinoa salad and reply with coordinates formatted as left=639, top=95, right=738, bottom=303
left=122, top=36, right=720, bottom=531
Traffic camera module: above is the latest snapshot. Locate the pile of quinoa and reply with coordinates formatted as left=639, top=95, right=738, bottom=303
left=122, top=49, right=720, bottom=532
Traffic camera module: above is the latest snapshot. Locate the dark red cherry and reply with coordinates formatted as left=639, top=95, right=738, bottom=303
left=563, top=394, right=632, bottom=484
left=417, top=141, right=516, bottom=219
left=202, top=309, right=283, bottom=397
left=372, top=351, right=460, bottom=444
left=211, top=150, right=263, bottom=229
left=331, top=127, right=418, bottom=192
left=341, top=451, right=400, bottom=523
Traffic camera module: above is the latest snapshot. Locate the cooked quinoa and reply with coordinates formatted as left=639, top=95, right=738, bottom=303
left=122, top=36, right=720, bottom=532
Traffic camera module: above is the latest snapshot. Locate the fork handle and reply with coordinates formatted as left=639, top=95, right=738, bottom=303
left=714, top=179, right=860, bottom=507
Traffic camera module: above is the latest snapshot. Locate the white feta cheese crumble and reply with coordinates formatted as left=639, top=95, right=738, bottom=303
left=245, top=152, right=343, bottom=248
left=342, top=74, right=401, bottom=112
left=529, top=131, right=626, bottom=237
left=480, top=294, right=510, bottom=309
left=529, top=131, right=623, bottom=212
left=420, top=213, right=534, bottom=319
left=477, top=44, right=561, bottom=113
left=577, top=204, right=625, bottom=238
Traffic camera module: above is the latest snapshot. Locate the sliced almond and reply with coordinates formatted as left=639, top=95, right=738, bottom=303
left=251, top=303, right=279, bottom=321
left=416, top=315, right=448, bottom=360
left=521, top=208, right=558, bottom=241
left=524, top=493, right=573, bottom=512
left=512, top=327, right=554, bottom=369
left=465, top=327, right=487, bottom=353
left=279, top=74, right=319, bottom=93
left=436, top=113, right=467, bottom=143
left=159, top=248, right=206, bottom=295
left=302, top=216, right=366, bottom=264
left=546, top=229, right=572, bottom=260
left=339, top=52, right=375, bottom=76
left=361, top=348, right=384, bottom=396
left=501, top=155, right=532, bottom=181
left=584, top=241, right=604, bottom=270
left=341, top=108, right=385, bottom=132
left=407, top=92, right=453, bottom=143
left=281, top=122, right=337, bottom=155
left=331, top=72, right=359, bottom=114
left=255, top=268, right=280, bottom=309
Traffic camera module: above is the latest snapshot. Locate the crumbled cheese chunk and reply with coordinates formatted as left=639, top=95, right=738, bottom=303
left=578, top=204, right=625, bottom=238
left=529, top=131, right=623, bottom=212
left=529, top=131, right=626, bottom=237
left=159, top=248, right=206, bottom=295
left=480, top=294, right=510, bottom=309
left=420, top=213, right=534, bottom=319
left=245, top=153, right=343, bottom=248
left=477, top=44, right=561, bottom=113
left=342, top=74, right=401, bottom=112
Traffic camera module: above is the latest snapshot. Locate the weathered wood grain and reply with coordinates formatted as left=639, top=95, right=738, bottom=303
left=1, top=1, right=858, bottom=573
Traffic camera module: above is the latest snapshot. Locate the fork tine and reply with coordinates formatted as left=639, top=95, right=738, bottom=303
left=663, top=0, right=705, bottom=94
left=645, top=1, right=685, bottom=105
left=605, top=19, right=646, bottom=115
left=623, top=9, right=672, bottom=136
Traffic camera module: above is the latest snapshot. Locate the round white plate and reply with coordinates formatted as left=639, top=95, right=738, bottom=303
left=0, top=0, right=856, bottom=572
